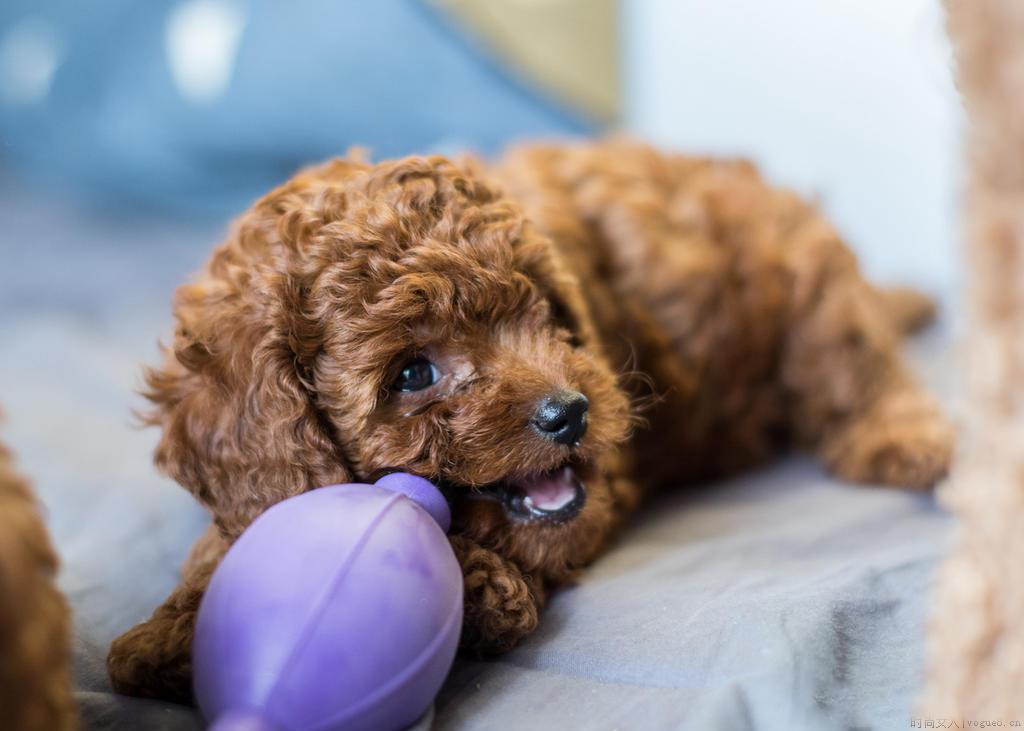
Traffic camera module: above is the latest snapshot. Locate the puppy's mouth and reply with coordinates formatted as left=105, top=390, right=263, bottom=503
left=463, top=463, right=587, bottom=523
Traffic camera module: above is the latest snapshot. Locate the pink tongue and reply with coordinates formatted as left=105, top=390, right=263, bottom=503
left=521, top=467, right=577, bottom=511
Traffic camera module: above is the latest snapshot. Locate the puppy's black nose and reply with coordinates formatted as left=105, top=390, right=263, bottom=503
left=531, top=390, right=589, bottom=446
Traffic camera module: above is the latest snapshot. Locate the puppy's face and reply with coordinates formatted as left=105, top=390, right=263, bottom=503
left=150, top=155, right=630, bottom=580
left=305, top=158, right=631, bottom=578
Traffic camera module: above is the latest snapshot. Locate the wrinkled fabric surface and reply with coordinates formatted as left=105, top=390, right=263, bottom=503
left=0, top=177, right=954, bottom=731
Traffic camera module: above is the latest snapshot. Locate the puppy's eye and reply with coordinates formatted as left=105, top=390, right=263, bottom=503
left=392, top=357, right=440, bottom=392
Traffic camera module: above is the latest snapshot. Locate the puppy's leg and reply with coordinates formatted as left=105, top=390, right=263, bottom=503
left=450, top=535, right=543, bottom=654
left=107, top=525, right=226, bottom=702
left=782, top=246, right=952, bottom=489
left=876, top=285, right=937, bottom=335
left=816, top=376, right=952, bottom=489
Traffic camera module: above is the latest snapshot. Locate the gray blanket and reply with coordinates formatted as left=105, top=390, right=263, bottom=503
left=0, top=175, right=953, bottom=731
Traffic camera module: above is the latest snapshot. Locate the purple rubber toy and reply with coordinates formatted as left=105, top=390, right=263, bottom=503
left=192, top=473, right=463, bottom=731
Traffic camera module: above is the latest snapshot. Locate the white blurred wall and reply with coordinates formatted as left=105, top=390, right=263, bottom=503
left=623, top=0, right=962, bottom=296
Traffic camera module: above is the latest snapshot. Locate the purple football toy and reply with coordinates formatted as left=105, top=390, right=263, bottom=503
left=192, top=473, right=463, bottom=731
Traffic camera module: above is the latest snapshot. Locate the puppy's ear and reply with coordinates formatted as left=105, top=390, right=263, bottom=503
left=144, top=184, right=352, bottom=538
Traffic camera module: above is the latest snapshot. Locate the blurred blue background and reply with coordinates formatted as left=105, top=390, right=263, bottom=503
left=0, top=0, right=599, bottom=214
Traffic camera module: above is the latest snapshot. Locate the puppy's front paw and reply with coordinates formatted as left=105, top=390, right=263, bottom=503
left=451, top=536, right=540, bottom=654
left=107, top=613, right=196, bottom=703
left=823, top=395, right=953, bottom=490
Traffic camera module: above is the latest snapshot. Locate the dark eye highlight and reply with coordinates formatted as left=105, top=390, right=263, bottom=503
left=392, top=357, right=440, bottom=392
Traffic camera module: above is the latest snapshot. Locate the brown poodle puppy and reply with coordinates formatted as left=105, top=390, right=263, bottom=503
left=0, top=435, right=75, bottom=730
left=108, top=139, right=952, bottom=702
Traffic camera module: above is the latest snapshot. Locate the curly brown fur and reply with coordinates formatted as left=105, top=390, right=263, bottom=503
left=0, top=436, right=75, bottom=730
left=108, top=139, right=952, bottom=699
left=450, top=534, right=543, bottom=653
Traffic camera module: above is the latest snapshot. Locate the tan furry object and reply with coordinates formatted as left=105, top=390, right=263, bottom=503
left=923, top=0, right=1024, bottom=720
left=108, top=139, right=953, bottom=703
left=0, top=438, right=75, bottom=730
